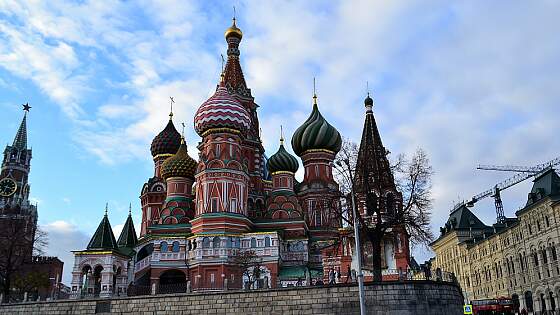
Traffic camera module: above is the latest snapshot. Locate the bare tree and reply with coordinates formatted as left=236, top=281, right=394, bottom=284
left=0, top=217, right=48, bottom=302
left=333, top=137, right=434, bottom=281
left=229, top=250, right=266, bottom=289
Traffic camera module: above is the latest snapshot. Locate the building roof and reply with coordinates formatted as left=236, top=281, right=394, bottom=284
left=268, top=138, right=299, bottom=174
left=290, top=95, right=342, bottom=156
left=12, top=112, right=28, bottom=150
left=161, top=138, right=197, bottom=180
left=87, top=211, right=118, bottom=251
left=447, top=205, right=487, bottom=230
left=353, top=95, right=396, bottom=193
left=150, top=118, right=182, bottom=158
left=117, top=211, right=138, bottom=252
left=524, top=168, right=560, bottom=208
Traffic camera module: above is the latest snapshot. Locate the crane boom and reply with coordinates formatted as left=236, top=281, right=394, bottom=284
left=477, top=157, right=560, bottom=173
left=467, top=156, right=560, bottom=223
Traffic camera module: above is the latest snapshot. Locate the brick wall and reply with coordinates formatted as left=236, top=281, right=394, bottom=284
left=0, top=281, right=464, bottom=315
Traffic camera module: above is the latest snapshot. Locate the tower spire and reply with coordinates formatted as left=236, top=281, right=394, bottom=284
left=12, top=103, right=30, bottom=150
left=105, top=202, right=108, bottom=216
left=280, top=125, right=284, bottom=145
left=169, top=97, right=175, bottom=119
left=312, top=78, right=318, bottom=107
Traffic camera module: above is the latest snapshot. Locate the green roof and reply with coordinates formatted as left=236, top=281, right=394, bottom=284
left=117, top=213, right=138, bottom=250
left=87, top=213, right=118, bottom=250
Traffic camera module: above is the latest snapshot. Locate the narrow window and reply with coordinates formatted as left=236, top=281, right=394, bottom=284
left=172, top=241, right=180, bottom=252
left=160, top=241, right=168, bottom=253
left=230, top=198, right=237, bottom=212
left=211, top=198, right=219, bottom=212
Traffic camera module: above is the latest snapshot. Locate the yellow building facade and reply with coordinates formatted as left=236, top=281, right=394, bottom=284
left=431, top=169, right=560, bottom=314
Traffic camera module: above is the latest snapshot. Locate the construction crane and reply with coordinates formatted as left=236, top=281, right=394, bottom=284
left=477, top=156, right=560, bottom=174
left=465, top=156, right=560, bottom=224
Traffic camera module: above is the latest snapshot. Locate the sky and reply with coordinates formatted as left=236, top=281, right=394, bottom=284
left=1, top=1, right=559, bottom=284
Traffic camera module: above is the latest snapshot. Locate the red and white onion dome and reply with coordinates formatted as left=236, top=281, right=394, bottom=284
left=194, top=81, right=251, bottom=137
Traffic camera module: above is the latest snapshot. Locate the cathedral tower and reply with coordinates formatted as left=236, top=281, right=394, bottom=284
left=354, top=94, right=409, bottom=271
left=139, top=111, right=182, bottom=236
left=291, top=92, right=342, bottom=233
left=222, top=18, right=267, bottom=216
left=192, top=74, right=252, bottom=233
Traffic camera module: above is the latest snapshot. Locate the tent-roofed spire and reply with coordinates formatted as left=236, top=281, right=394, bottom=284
left=354, top=93, right=396, bottom=193
left=87, top=205, right=118, bottom=250
left=223, top=14, right=250, bottom=98
left=117, top=204, right=138, bottom=250
left=12, top=104, right=30, bottom=150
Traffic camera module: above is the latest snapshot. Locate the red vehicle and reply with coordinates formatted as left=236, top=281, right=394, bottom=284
left=472, top=297, right=515, bottom=315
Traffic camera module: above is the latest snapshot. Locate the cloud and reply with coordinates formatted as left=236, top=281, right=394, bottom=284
left=42, top=221, right=91, bottom=284
left=2, top=1, right=560, bottom=265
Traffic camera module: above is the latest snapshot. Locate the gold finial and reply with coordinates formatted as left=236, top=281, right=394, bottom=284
left=169, top=97, right=175, bottom=119
left=129, top=203, right=132, bottom=215
left=312, top=77, right=318, bottom=106
left=280, top=125, right=284, bottom=144
left=105, top=203, right=108, bottom=216
left=225, top=6, right=243, bottom=39
left=181, top=122, right=186, bottom=144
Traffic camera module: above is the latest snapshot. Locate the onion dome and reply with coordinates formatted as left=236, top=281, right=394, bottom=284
left=161, top=138, right=197, bottom=179
left=194, top=79, right=251, bottom=137
left=225, top=17, right=243, bottom=40
left=150, top=116, right=181, bottom=158
left=268, top=136, right=299, bottom=174
left=291, top=95, right=342, bottom=156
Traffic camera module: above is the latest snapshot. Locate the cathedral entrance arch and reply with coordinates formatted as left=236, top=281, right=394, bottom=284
left=159, top=269, right=187, bottom=294
left=93, top=265, right=103, bottom=297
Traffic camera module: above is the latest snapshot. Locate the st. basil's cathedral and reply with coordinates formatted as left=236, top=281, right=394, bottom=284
left=69, top=19, right=411, bottom=298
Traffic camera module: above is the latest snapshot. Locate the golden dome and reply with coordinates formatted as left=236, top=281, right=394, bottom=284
left=225, top=18, right=243, bottom=40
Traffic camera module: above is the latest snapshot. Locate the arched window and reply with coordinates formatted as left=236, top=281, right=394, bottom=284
left=386, top=193, right=395, bottom=215
left=265, top=237, right=271, bottom=247
left=233, top=238, right=240, bottom=248
left=172, top=241, right=180, bottom=252
left=160, top=241, right=168, bottom=253
left=251, top=238, right=257, bottom=248
left=213, top=237, right=221, bottom=248
left=552, top=245, right=557, bottom=261
left=225, top=237, right=232, bottom=248
left=367, top=193, right=378, bottom=216
left=202, top=237, right=210, bottom=248
left=525, top=291, right=534, bottom=312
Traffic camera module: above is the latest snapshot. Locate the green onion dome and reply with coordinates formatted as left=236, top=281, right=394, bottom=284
left=151, top=118, right=181, bottom=158
left=268, top=139, right=299, bottom=174
left=291, top=97, right=342, bottom=156
left=161, top=138, right=197, bottom=180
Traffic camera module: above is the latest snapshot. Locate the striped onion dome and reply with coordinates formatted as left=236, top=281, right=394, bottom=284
left=268, top=139, right=299, bottom=174
left=194, top=81, right=251, bottom=137
left=161, top=138, right=197, bottom=180
left=291, top=98, right=342, bottom=156
left=151, top=118, right=181, bottom=157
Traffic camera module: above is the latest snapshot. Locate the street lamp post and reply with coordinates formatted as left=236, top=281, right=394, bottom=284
left=336, top=159, right=366, bottom=315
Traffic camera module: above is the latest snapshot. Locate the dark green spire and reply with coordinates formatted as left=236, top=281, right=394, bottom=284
left=12, top=111, right=28, bottom=150
left=117, top=204, right=138, bottom=249
left=87, top=204, right=118, bottom=250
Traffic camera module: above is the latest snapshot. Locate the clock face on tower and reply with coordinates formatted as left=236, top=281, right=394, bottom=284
left=0, top=178, right=17, bottom=197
